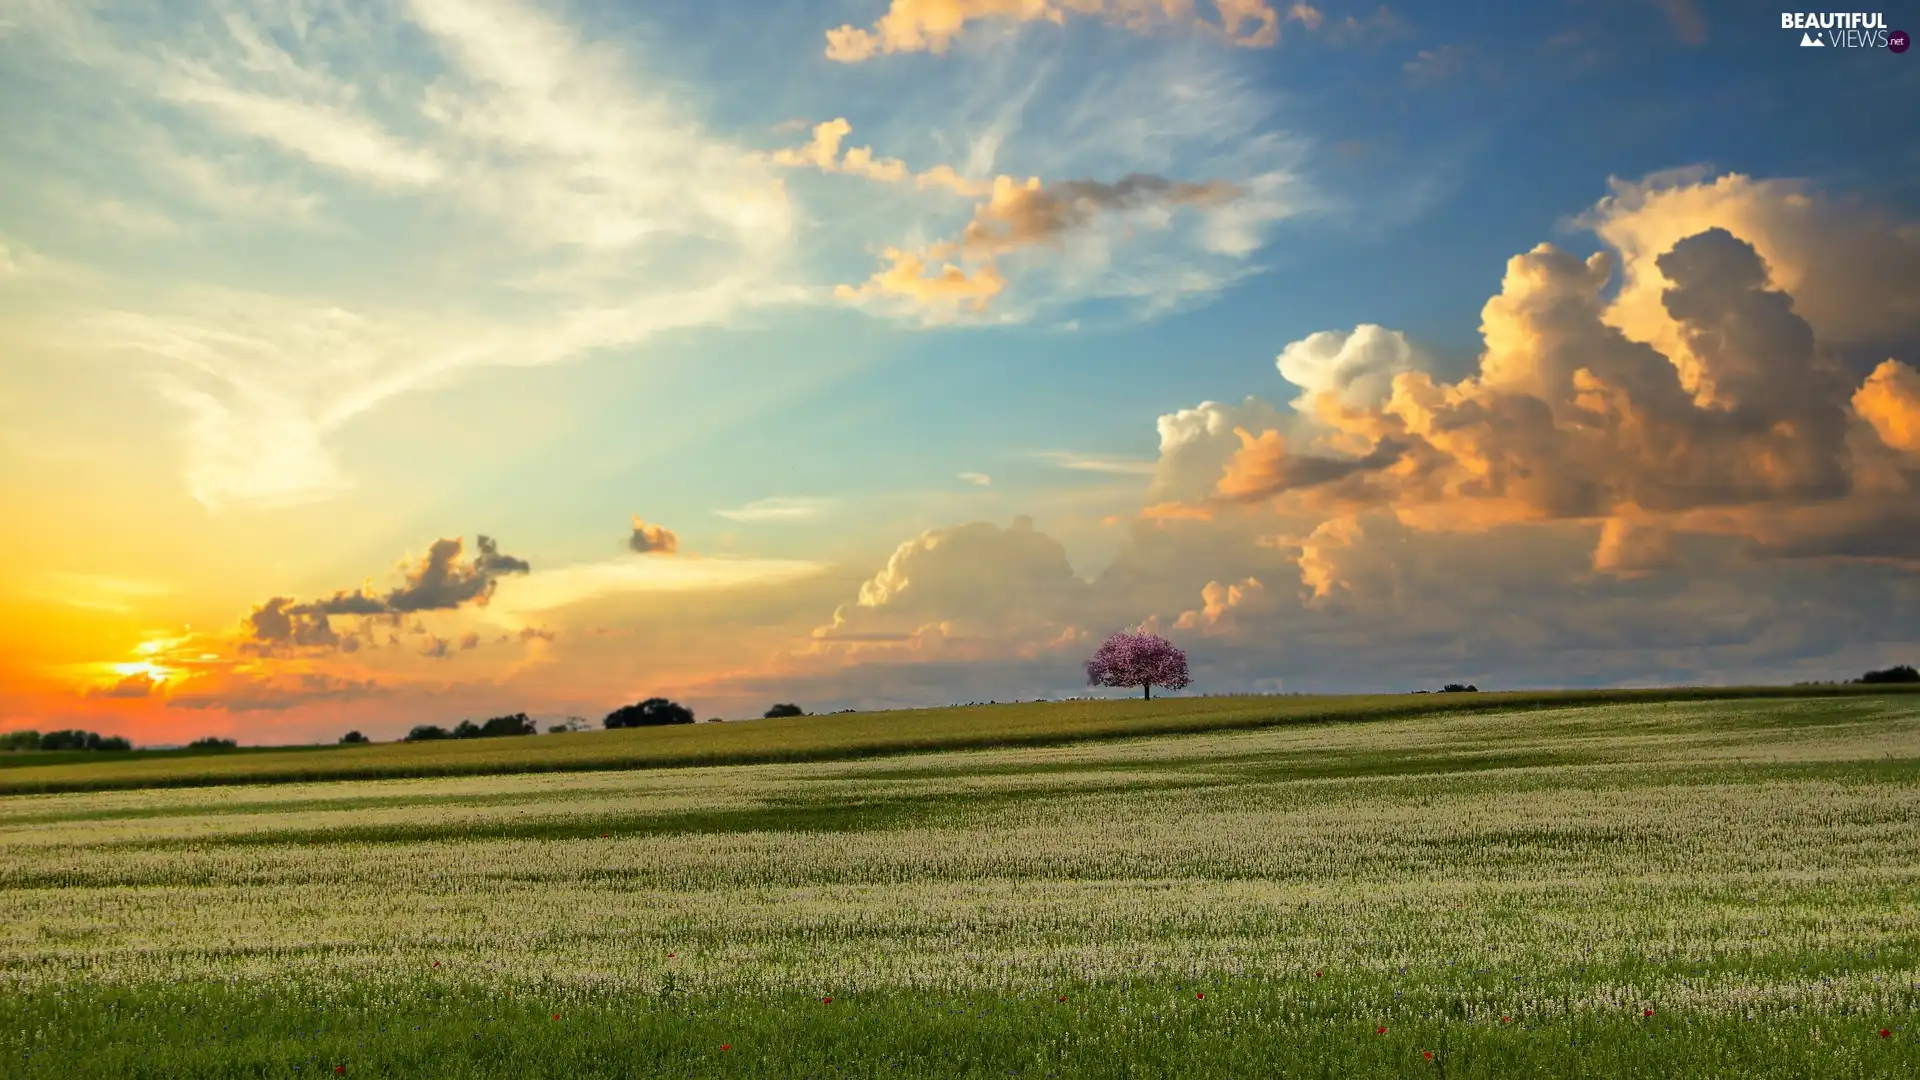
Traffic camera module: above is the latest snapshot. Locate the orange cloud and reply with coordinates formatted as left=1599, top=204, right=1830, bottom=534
left=770, top=118, right=911, bottom=183
left=1173, top=575, right=1262, bottom=628
left=834, top=247, right=1007, bottom=313
left=823, top=0, right=1308, bottom=63
left=959, top=174, right=1239, bottom=258
left=628, top=517, right=681, bottom=555
left=1853, top=360, right=1920, bottom=454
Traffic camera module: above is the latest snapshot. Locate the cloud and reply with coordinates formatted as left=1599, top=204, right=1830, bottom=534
left=1147, top=397, right=1286, bottom=503
left=9, top=0, right=799, bottom=510
left=166, top=672, right=386, bottom=713
left=84, top=673, right=158, bottom=700
left=420, top=635, right=452, bottom=659
left=628, top=517, right=681, bottom=555
left=1402, top=44, right=1469, bottom=85
left=715, top=496, right=834, bottom=523
left=1174, top=174, right=1920, bottom=571
left=771, top=118, right=914, bottom=184
left=822, top=0, right=1326, bottom=62
left=959, top=471, right=994, bottom=486
left=1275, top=324, right=1428, bottom=413
left=958, top=173, right=1241, bottom=258
left=1173, top=576, right=1263, bottom=629
left=835, top=247, right=1009, bottom=316
left=1034, top=450, right=1160, bottom=476
left=494, top=556, right=827, bottom=615
left=458, top=631, right=481, bottom=651
left=1854, top=360, right=1920, bottom=454
left=240, top=535, right=530, bottom=654
left=809, top=516, right=1092, bottom=651
left=1574, top=169, right=1920, bottom=366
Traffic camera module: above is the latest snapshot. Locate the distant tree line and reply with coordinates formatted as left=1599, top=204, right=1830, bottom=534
left=403, top=713, right=538, bottom=742
left=1856, top=664, right=1920, bottom=685
left=186, top=737, right=237, bottom=750
left=0, top=729, right=133, bottom=752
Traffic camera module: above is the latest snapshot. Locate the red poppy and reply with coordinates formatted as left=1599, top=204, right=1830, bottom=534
left=551, top=1013, right=560, bottom=1021
left=1882, top=1029, right=1893, bottom=1039
left=1195, top=992, right=1204, bottom=1000
left=1500, top=1016, right=1511, bottom=1023
left=1315, top=971, right=1323, bottom=978
left=432, top=961, right=440, bottom=968
left=720, top=1044, right=731, bottom=1051
left=668, top=953, right=676, bottom=959
left=1644, top=1009, right=1654, bottom=1018
left=1377, top=1026, right=1387, bottom=1035
left=1423, top=1051, right=1433, bottom=1061
left=822, top=996, right=832, bottom=1004
left=600, top=833, right=609, bottom=838
left=335, top=1068, right=345, bottom=1076
left=1058, top=996, right=1067, bottom=1003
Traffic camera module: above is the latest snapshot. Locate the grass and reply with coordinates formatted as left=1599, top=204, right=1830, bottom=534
left=1, top=683, right=1913, bottom=795
left=2, top=694, right=1918, bottom=1076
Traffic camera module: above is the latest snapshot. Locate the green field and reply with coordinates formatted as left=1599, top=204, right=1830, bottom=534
left=4, top=692, right=1919, bottom=1077
left=0, top=684, right=1909, bottom=795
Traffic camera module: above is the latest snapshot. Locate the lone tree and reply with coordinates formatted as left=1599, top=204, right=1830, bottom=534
left=1086, top=630, right=1192, bottom=700
left=763, top=703, right=805, bottom=719
left=604, top=697, right=695, bottom=728
left=339, top=730, right=370, bottom=745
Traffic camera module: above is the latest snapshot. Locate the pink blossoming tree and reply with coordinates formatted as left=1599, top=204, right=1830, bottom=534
left=1086, top=630, right=1192, bottom=700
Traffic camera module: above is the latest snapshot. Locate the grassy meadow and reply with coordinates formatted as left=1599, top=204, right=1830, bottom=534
left=4, top=692, right=1920, bottom=1076
left=0, top=683, right=1907, bottom=795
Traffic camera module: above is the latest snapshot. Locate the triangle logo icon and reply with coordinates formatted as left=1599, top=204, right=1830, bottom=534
left=1800, top=31, right=1824, bottom=46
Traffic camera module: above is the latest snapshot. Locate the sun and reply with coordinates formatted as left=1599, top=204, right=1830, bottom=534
left=110, top=660, right=173, bottom=683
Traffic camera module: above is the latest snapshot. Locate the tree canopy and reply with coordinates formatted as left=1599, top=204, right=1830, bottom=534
left=763, top=703, right=805, bottom=719
left=1086, top=631, right=1192, bottom=700
left=604, top=697, right=696, bottom=728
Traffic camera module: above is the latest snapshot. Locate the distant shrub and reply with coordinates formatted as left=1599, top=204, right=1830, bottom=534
left=339, top=731, right=370, bottom=745
left=1856, top=665, right=1920, bottom=685
left=405, top=725, right=451, bottom=742
left=546, top=717, right=590, bottom=734
left=187, top=737, right=238, bottom=750
left=1440, top=684, right=1480, bottom=694
left=604, top=698, right=695, bottom=728
left=763, top=703, right=805, bottom=719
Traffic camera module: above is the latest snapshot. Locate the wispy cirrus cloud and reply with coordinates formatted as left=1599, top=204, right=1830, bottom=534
left=3, top=0, right=800, bottom=511
left=715, top=496, right=834, bottom=522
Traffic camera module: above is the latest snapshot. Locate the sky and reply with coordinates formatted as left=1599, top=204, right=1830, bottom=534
left=2, top=0, right=1919, bottom=745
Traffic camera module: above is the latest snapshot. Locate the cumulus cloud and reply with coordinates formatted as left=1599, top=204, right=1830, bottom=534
left=810, top=516, right=1092, bottom=651
left=1174, top=576, right=1263, bottom=629
left=959, top=471, right=994, bottom=486
left=1168, top=173, right=1920, bottom=574
left=1275, top=324, right=1428, bottom=413
left=240, top=535, right=530, bottom=654
left=628, top=517, right=681, bottom=555
left=822, top=0, right=1312, bottom=62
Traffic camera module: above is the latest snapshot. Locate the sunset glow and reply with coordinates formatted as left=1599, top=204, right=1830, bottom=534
left=1, top=1, right=1915, bottom=746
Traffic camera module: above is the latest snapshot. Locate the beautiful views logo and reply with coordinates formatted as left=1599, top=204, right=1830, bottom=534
left=1781, top=11, right=1905, bottom=48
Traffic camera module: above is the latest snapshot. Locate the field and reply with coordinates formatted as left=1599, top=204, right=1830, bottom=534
left=0, top=684, right=1904, bottom=795
left=4, top=692, right=1920, bottom=1077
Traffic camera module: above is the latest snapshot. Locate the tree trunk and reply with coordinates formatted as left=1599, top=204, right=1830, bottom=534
left=1143, top=683, right=1151, bottom=701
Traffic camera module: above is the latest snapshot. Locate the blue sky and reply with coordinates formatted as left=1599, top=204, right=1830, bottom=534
left=2, top=0, right=1918, bottom=742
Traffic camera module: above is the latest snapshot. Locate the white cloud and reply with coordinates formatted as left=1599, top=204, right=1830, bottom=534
left=716, top=496, right=833, bottom=523
left=6, top=0, right=799, bottom=510
left=1032, top=450, right=1158, bottom=476
left=1275, top=324, right=1428, bottom=412
left=959, top=471, right=993, bottom=486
